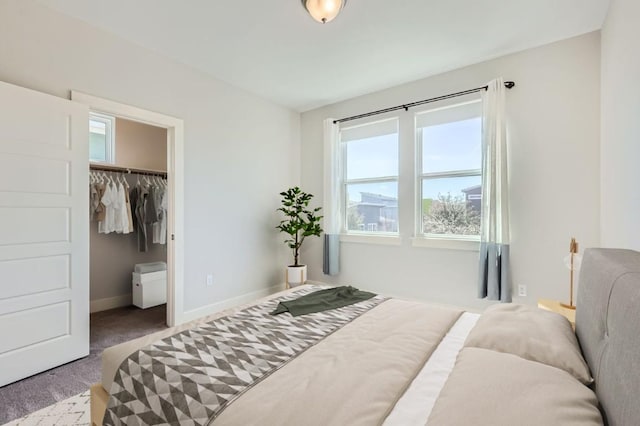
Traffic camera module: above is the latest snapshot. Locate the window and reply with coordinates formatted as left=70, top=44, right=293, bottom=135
left=340, top=118, right=399, bottom=234
left=416, top=100, right=482, bottom=238
left=89, top=112, right=115, bottom=163
left=327, top=97, right=484, bottom=246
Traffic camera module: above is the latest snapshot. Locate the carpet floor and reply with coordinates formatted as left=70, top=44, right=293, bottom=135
left=0, top=304, right=167, bottom=425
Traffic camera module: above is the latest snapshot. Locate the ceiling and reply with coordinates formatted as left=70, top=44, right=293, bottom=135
left=38, top=0, right=610, bottom=111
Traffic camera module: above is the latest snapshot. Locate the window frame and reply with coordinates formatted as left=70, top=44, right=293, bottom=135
left=89, top=112, right=116, bottom=164
left=340, top=117, right=400, bottom=237
left=414, top=99, right=483, bottom=242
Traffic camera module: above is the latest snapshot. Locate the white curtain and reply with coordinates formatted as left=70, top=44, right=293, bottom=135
left=477, top=78, right=511, bottom=302
left=323, top=118, right=341, bottom=275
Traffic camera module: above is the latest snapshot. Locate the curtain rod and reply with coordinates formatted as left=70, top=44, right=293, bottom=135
left=333, top=81, right=515, bottom=124
left=90, top=163, right=167, bottom=178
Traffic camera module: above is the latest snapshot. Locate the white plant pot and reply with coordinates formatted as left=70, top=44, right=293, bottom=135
left=286, top=265, right=307, bottom=288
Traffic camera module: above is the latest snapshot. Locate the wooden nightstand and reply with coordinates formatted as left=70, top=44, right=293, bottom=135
left=538, top=299, right=576, bottom=329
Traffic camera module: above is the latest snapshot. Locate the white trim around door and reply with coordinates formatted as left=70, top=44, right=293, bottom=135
left=71, top=91, right=185, bottom=327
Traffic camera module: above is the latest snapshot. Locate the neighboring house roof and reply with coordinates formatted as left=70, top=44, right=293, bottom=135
left=461, top=185, right=481, bottom=194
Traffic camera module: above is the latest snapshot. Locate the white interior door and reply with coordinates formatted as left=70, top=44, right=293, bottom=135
left=0, top=80, right=89, bottom=387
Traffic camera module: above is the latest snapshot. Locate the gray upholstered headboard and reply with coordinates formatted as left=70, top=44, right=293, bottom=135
left=576, top=248, right=640, bottom=426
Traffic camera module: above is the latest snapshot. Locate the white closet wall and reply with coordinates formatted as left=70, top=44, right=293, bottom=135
left=90, top=119, right=168, bottom=312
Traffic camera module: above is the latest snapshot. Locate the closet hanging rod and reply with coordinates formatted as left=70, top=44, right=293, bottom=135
left=333, top=81, right=515, bottom=124
left=89, top=163, right=167, bottom=178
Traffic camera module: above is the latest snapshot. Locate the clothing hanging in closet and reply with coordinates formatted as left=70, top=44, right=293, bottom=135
left=90, top=170, right=168, bottom=252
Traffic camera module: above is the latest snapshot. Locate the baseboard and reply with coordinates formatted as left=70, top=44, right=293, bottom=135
left=90, top=294, right=132, bottom=313
left=181, top=284, right=285, bottom=323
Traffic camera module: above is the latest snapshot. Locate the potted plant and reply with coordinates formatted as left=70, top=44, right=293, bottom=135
left=276, top=187, right=323, bottom=287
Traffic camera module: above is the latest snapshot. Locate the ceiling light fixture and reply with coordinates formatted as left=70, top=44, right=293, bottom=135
left=302, top=0, right=347, bottom=24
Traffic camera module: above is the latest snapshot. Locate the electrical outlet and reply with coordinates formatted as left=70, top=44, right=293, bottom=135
left=206, top=274, right=214, bottom=287
left=518, top=284, right=527, bottom=297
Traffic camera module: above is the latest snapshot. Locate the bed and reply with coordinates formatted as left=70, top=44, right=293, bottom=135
left=90, top=248, right=640, bottom=425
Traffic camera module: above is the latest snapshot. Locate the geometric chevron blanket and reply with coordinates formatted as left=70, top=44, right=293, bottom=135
left=103, top=286, right=387, bottom=426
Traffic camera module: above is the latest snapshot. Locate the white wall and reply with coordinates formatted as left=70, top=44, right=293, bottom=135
left=600, top=0, right=640, bottom=251
left=0, top=1, right=299, bottom=314
left=301, top=33, right=601, bottom=310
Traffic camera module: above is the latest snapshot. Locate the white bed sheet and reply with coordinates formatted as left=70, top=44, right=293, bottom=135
left=383, top=312, right=480, bottom=426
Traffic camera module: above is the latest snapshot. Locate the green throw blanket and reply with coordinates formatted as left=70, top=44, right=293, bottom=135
left=271, top=286, right=377, bottom=317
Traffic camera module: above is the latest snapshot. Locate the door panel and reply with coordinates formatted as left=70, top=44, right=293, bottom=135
left=0, top=255, right=70, bottom=299
left=0, top=207, right=70, bottom=244
left=0, top=153, right=70, bottom=194
left=0, top=302, right=70, bottom=355
left=0, top=98, right=72, bottom=148
left=0, top=80, right=89, bottom=387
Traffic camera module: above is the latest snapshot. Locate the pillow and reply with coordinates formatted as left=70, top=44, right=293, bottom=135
left=426, top=348, right=602, bottom=426
left=464, top=303, right=593, bottom=384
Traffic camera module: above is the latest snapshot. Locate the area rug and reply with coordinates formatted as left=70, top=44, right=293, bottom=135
left=3, top=390, right=90, bottom=426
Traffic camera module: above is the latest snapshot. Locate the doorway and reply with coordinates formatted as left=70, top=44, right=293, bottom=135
left=72, top=91, right=184, bottom=327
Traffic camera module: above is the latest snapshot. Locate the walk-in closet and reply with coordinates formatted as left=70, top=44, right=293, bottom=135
left=89, top=115, right=170, bottom=328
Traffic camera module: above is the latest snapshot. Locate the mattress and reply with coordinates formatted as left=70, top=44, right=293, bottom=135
left=100, top=286, right=466, bottom=425
left=98, top=285, right=602, bottom=426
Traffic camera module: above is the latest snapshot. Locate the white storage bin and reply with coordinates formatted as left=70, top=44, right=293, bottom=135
left=132, top=270, right=167, bottom=309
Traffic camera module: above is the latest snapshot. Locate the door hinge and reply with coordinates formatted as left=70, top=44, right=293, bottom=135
left=171, top=234, right=175, bottom=241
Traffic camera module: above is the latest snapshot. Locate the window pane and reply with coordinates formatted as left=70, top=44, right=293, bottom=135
left=346, top=182, right=398, bottom=233
left=90, top=119, right=106, bottom=134
left=89, top=115, right=113, bottom=163
left=421, top=117, right=481, bottom=173
left=343, top=120, right=399, bottom=180
left=422, top=176, right=481, bottom=235
left=89, top=118, right=109, bottom=163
